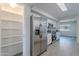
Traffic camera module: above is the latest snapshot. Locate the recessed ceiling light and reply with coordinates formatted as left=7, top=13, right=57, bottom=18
left=56, top=3, right=67, bottom=11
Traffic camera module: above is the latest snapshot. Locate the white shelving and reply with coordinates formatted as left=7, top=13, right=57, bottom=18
left=0, top=11, right=23, bottom=56
left=1, top=35, right=23, bottom=39
left=1, top=41, right=22, bottom=48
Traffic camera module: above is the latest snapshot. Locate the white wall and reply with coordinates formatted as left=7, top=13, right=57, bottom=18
left=60, top=21, right=76, bottom=37
left=23, top=4, right=31, bottom=56
left=76, top=16, right=79, bottom=43
left=59, top=15, right=79, bottom=44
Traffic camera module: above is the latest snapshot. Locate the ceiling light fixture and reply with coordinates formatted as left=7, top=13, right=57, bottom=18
left=56, top=3, right=67, bottom=11
left=9, top=3, right=17, bottom=8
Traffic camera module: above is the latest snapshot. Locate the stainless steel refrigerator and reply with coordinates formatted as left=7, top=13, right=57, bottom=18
left=30, top=16, right=47, bottom=56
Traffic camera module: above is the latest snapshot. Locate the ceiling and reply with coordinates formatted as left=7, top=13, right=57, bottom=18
left=31, top=3, right=79, bottom=20
left=0, top=4, right=23, bottom=15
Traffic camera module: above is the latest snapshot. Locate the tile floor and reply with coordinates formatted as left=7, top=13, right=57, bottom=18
left=41, top=36, right=79, bottom=56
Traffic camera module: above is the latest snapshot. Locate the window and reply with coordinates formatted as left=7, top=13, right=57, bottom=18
left=60, top=24, right=70, bottom=31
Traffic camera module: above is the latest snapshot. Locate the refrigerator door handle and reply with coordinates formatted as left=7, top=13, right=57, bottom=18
left=39, top=34, right=42, bottom=38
